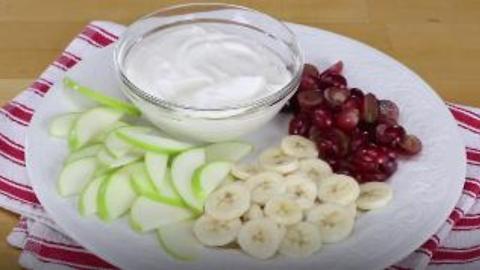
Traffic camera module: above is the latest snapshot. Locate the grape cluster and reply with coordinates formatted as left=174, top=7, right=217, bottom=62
left=287, top=62, right=422, bottom=182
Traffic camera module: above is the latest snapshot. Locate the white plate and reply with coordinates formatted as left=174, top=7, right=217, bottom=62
left=26, top=23, right=466, bottom=270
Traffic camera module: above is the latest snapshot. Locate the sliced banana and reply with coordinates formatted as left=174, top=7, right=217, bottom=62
left=344, top=203, right=357, bottom=218
left=279, top=222, right=322, bottom=258
left=245, top=172, right=286, bottom=205
left=264, top=196, right=303, bottom=225
left=317, top=174, right=360, bottom=206
left=356, top=182, right=393, bottom=210
left=231, top=163, right=260, bottom=180
left=237, top=218, right=282, bottom=259
left=284, top=174, right=317, bottom=210
left=259, top=148, right=299, bottom=174
left=242, top=204, right=264, bottom=222
left=277, top=224, right=287, bottom=239
left=205, top=183, right=250, bottom=220
left=299, top=158, right=332, bottom=182
left=281, top=135, right=318, bottom=159
left=193, top=215, right=242, bottom=246
left=307, top=203, right=355, bottom=243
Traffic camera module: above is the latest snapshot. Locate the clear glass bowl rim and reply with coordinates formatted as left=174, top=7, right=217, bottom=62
left=113, top=2, right=304, bottom=113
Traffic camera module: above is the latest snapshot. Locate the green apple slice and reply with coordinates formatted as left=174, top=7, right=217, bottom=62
left=65, top=144, right=103, bottom=164
left=78, top=175, right=106, bottom=216
left=105, top=126, right=150, bottom=158
left=130, top=196, right=193, bottom=232
left=192, top=161, right=232, bottom=201
left=49, top=113, right=81, bottom=138
left=157, top=220, right=202, bottom=261
left=97, top=168, right=137, bottom=221
left=205, top=142, right=253, bottom=162
left=96, top=147, right=142, bottom=169
left=64, top=77, right=141, bottom=116
left=129, top=162, right=185, bottom=207
left=145, top=152, right=183, bottom=203
left=116, top=130, right=193, bottom=154
left=69, top=107, right=124, bottom=150
left=171, top=148, right=206, bottom=213
left=57, top=157, right=98, bottom=197
left=92, top=121, right=129, bottom=143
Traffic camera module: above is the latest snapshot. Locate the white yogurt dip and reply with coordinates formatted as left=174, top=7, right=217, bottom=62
left=124, top=24, right=292, bottom=109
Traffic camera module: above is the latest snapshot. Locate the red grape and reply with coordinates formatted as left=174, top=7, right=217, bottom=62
left=361, top=93, right=379, bottom=123
left=375, top=124, right=406, bottom=147
left=323, top=128, right=350, bottom=158
left=320, top=74, right=347, bottom=89
left=335, top=108, right=360, bottom=132
left=350, top=88, right=365, bottom=99
left=297, top=90, right=324, bottom=111
left=350, top=129, right=369, bottom=152
left=289, top=114, right=310, bottom=136
left=316, top=138, right=339, bottom=159
left=378, top=99, right=400, bottom=124
left=299, top=76, right=317, bottom=92
left=324, top=87, right=350, bottom=107
left=357, top=172, right=389, bottom=183
left=312, top=108, right=333, bottom=130
left=398, top=134, right=422, bottom=155
left=320, top=61, right=343, bottom=76
left=302, top=63, right=320, bottom=78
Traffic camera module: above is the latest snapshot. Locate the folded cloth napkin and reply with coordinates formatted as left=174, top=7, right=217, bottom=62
left=1, top=21, right=480, bottom=270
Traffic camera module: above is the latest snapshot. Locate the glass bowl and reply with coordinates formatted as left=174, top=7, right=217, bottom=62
left=114, top=3, right=303, bottom=142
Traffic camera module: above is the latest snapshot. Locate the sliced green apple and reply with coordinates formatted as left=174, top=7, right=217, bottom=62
left=144, top=152, right=184, bottom=205
left=78, top=175, right=106, bottom=216
left=65, top=144, right=103, bottom=164
left=92, top=121, right=129, bottom=143
left=97, top=168, right=137, bottom=221
left=57, top=157, right=98, bottom=197
left=96, top=147, right=142, bottom=169
left=64, top=77, right=141, bottom=116
left=205, top=142, right=253, bottom=162
left=69, top=107, right=124, bottom=150
left=192, top=161, right=232, bottom=201
left=105, top=126, right=150, bottom=158
left=130, top=196, right=193, bottom=232
left=171, top=148, right=206, bottom=213
left=157, top=220, right=202, bottom=261
left=116, top=130, right=193, bottom=154
left=49, top=113, right=81, bottom=138
left=129, top=162, right=185, bottom=207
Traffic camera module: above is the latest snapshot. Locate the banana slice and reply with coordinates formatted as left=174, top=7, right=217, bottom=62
left=284, top=174, right=317, bottom=210
left=345, top=203, right=357, bottom=218
left=259, top=148, right=299, bottom=174
left=264, top=196, right=302, bottom=225
left=231, top=163, right=260, bottom=180
left=205, top=183, right=250, bottom=220
left=279, top=222, right=322, bottom=258
left=299, top=158, right=332, bottom=182
left=317, top=174, right=360, bottom=206
left=242, top=204, right=264, bottom=222
left=245, top=172, right=286, bottom=205
left=193, top=215, right=242, bottom=246
left=281, top=135, right=318, bottom=159
left=307, top=203, right=355, bottom=243
left=237, top=218, right=282, bottom=259
left=356, top=182, right=393, bottom=210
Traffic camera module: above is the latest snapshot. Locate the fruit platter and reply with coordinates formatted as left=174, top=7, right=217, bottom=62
left=26, top=4, right=466, bottom=270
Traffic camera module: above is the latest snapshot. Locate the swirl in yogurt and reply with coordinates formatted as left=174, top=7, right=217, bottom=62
left=124, top=25, right=292, bottom=109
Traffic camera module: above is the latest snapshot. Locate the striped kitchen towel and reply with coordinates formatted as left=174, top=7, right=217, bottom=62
left=1, top=21, right=480, bottom=270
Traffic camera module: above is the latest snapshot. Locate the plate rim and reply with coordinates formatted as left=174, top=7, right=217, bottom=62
left=26, top=21, right=467, bottom=270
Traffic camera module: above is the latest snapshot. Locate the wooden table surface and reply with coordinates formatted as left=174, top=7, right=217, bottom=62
left=1, top=0, right=479, bottom=268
